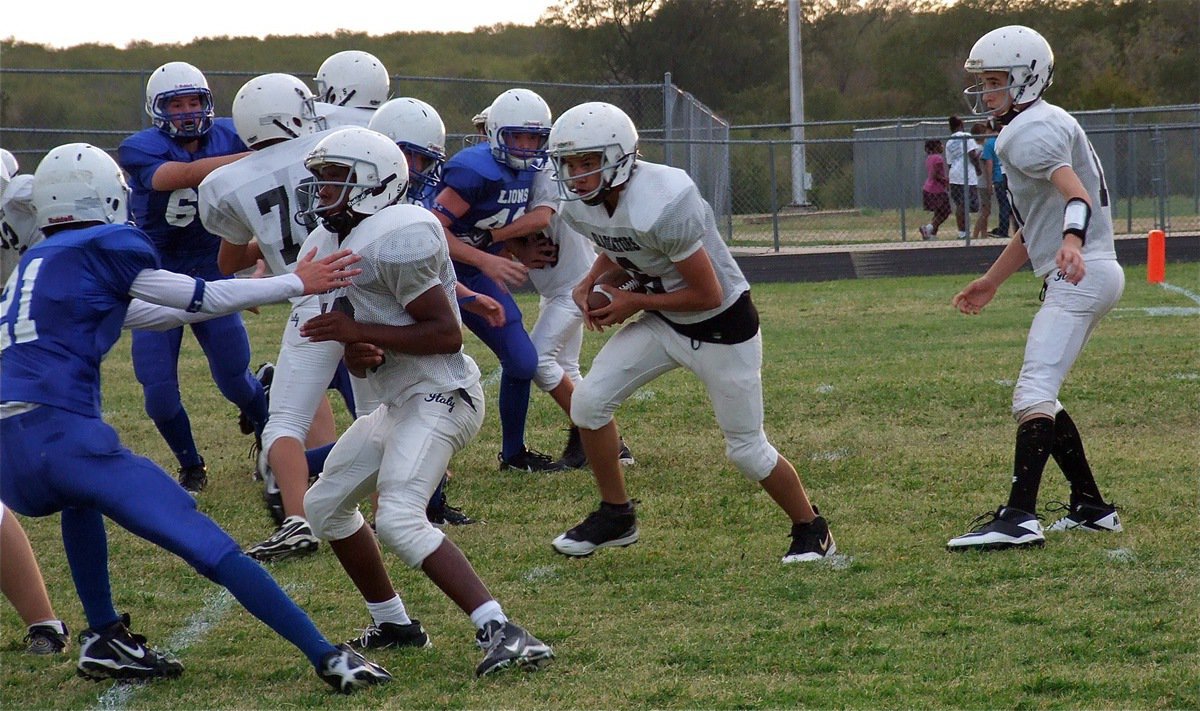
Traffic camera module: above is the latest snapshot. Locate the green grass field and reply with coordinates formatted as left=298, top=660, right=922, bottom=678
left=2, top=266, right=1198, bottom=709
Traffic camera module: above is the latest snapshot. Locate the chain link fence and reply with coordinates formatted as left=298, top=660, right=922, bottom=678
left=727, top=106, right=1200, bottom=250
left=0, top=66, right=729, bottom=226
left=2, top=67, right=1194, bottom=250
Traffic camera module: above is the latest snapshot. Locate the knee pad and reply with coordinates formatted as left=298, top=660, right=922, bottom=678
left=725, top=431, right=778, bottom=482
left=1012, top=399, right=1061, bottom=424
left=303, top=486, right=366, bottom=543
left=141, top=383, right=183, bottom=422
left=262, top=415, right=311, bottom=455
left=570, top=379, right=615, bottom=431
left=375, top=512, right=445, bottom=568
left=534, top=357, right=565, bottom=393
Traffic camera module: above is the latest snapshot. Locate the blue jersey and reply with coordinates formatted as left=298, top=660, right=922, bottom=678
left=437, top=144, right=535, bottom=262
left=0, top=224, right=158, bottom=417
left=118, top=118, right=246, bottom=273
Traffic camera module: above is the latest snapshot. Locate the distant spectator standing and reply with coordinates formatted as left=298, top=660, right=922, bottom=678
left=981, top=117, right=1011, bottom=237
left=971, top=122, right=992, bottom=240
left=919, top=139, right=951, bottom=240
left=945, top=115, right=980, bottom=239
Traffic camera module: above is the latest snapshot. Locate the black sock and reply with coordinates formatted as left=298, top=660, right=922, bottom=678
left=600, top=500, right=634, bottom=515
left=1007, top=417, right=1055, bottom=513
left=1051, top=409, right=1104, bottom=507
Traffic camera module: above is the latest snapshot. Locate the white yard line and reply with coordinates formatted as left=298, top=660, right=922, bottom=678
left=91, top=590, right=234, bottom=711
left=1159, top=281, right=1200, bottom=305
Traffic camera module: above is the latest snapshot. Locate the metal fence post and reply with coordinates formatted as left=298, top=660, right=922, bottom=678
left=768, top=139, right=780, bottom=252
left=897, top=121, right=907, bottom=241
left=663, top=72, right=673, bottom=167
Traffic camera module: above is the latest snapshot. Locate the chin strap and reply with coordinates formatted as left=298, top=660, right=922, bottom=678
left=321, top=210, right=366, bottom=240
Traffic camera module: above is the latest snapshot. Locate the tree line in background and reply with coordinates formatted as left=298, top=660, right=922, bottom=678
left=1, top=0, right=1196, bottom=139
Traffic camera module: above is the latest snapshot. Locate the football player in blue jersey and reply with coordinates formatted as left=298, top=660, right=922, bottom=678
left=0, top=143, right=391, bottom=692
left=431, top=88, right=567, bottom=472
left=117, top=61, right=265, bottom=493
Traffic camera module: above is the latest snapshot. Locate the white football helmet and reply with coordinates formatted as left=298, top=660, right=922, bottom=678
left=233, top=73, right=325, bottom=148
left=368, top=98, right=446, bottom=202
left=963, top=25, right=1054, bottom=116
left=32, top=143, right=130, bottom=229
left=463, top=106, right=490, bottom=148
left=315, top=51, right=390, bottom=109
left=145, top=61, right=214, bottom=138
left=486, top=88, right=552, bottom=170
left=547, top=102, right=638, bottom=204
left=0, top=148, right=17, bottom=195
left=299, top=127, right=408, bottom=228
left=0, top=148, right=18, bottom=178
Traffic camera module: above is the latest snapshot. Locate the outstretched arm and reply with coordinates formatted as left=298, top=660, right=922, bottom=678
left=124, top=249, right=360, bottom=329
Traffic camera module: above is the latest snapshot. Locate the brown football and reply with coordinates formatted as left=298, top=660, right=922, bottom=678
left=586, top=269, right=645, bottom=311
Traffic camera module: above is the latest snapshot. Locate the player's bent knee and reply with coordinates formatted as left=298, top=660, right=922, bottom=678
left=534, top=361, right=564, bottom=393
left=570, top=381, right=615, bottom=431
left=142, top=384, right=183, bottom=422
left=262, top=418, right=310, bottom=454
left=1012, top=400, right=1059, bottom=423
left=726, top=434, right=778, bottom=482
left=375, top=516, right=445, bottom=568
left=303, top=487, right=365, bottom=542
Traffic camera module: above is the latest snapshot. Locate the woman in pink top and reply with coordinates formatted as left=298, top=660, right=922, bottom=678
left=920, top=139, right=951, bottom=240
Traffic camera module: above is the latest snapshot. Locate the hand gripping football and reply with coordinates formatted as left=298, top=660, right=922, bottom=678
left=586, top=268, right=646, bottom=311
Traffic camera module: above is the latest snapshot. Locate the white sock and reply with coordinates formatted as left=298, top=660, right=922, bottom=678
left=28, top=619, right=66, bottom=634
left=365, top=595, right=411, bottom=626
left=469, top=600, right=507, bottom=630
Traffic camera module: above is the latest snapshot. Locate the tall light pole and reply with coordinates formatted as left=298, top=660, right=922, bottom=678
left=788, top=0, right=810, bottom=207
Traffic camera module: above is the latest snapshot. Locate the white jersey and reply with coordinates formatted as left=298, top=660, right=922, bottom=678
left=315, top=103, right=374, bottom=129
left=999, top=99, right=1117, bottom=277
left=199, top=131, right=332, bottom=278
left=308, top=204, right=481, bottom=405
left=0, top=175, right=41, bottom=281
left=945, top=129, right=979, bottom=187
left=557, top=161, right=749, bottom=325
left=527, top=168, right=596, bottom=297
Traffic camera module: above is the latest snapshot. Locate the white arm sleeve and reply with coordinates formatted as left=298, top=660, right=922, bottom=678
left=122, top=300, right=221, bottom=331
left=128, top=269, right=305, bottom=314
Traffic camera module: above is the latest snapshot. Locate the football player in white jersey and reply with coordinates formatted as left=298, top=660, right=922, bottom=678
left=1, top=160, right=40, bottom=281
left=946, top=26, right=1124, bottom=551
left=504, top=165, right=637, bottom=469
left=314, top=50, right=389, bottom=130
left=369, top=96, right=506, bottom=525
left=294, top=127, right=554, bottom=676
left=202, top=78, right=497, bottom=559
left=200, top=73, right=371, bottom=560
left=545, top=102, right=837, bottom=564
